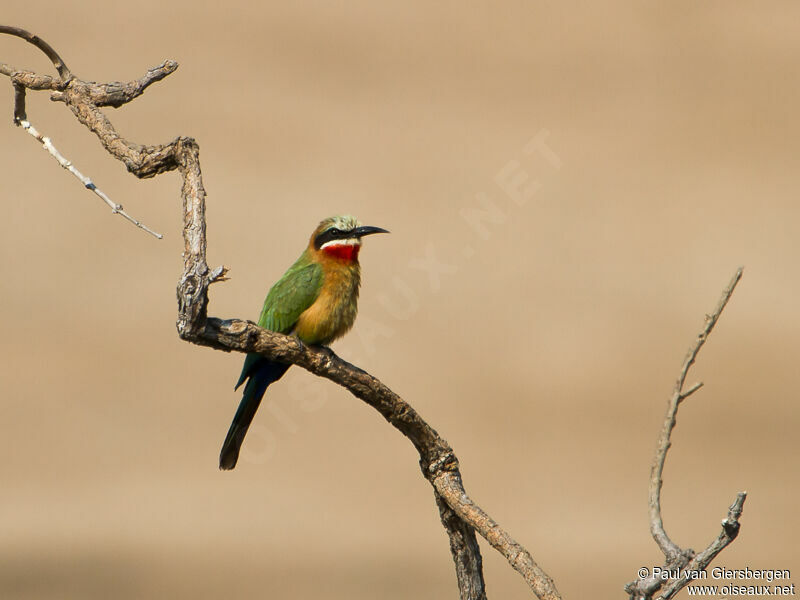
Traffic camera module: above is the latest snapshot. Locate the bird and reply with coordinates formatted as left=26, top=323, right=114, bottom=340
left=219, top=215, right=389, bottom=470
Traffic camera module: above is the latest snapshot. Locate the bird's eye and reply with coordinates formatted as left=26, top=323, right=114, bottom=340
left=328, top=228, right=340, bottom=235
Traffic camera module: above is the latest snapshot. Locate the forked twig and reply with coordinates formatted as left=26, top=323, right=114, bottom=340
left=1, top=25, right=163, bottom=238
left=626, top=268, right=746, bottom=600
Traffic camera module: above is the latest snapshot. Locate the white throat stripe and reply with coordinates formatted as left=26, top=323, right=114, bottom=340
left=321, top=238, right=360, bottom=249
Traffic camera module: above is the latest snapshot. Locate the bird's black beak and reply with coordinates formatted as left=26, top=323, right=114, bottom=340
left=353, top=225, right=390, bottom=238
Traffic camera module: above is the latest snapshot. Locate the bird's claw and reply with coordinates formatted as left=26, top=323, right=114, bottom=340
left=293, top=337, right=331, bottom=357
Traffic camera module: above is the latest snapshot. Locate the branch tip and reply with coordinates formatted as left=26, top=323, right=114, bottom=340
left=635, top=269, right=746, bottom=600
left=680, top=381, right=703, bottom=400
left=14, top=119, right=163, bottom=239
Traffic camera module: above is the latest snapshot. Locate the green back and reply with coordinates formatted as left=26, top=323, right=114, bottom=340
left=235, top=254, right=323, bottom=389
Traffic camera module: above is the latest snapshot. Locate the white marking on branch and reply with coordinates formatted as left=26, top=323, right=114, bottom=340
left=18, top=119, right=163, bottom=239
left=208, top=264, right=230, bottom=284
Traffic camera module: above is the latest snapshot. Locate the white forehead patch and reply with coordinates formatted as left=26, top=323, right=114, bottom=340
left=321, top=237, right=361, bottom=249
left=329, top=215, right=360, bottom=230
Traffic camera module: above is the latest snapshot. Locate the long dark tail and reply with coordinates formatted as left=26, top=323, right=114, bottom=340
left=219, top=359, right=291, bottom=470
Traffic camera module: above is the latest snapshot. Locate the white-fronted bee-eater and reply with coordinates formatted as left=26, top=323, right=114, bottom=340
left=219, top=215, right=389, bottom=470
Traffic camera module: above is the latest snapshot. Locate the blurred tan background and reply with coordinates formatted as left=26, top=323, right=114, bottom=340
left=1, top=2, right=798, bottom=599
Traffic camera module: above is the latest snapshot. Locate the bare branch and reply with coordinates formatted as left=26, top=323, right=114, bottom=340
left=1, top=67, right=64, bottom=90
left=435, top=492, right=488, bottom=600
left=680, top=381, right=703, bottom=400
left=0, top=68, right=64, bottom=124
left=12, top=81, right=25, bottom=123
left=434, top=470, right=559, bottom=600
left=86, top=60, right=179, bottom=108
left=0, top=25, right=71, bottom=80
left=626, top=268, right=746, bottom=600
left=649, top=267, right=742, bottom=557
left=61, top=91, right=183, bottom=178
left=658, top=493, right=747, bottom=600
left=1, top=27, right=169, bottom=237
left=192, top=315, right=560, bottom=599
left=17, top=118, right=163, bottom=238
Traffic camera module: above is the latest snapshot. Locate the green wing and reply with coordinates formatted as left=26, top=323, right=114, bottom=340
left=257, top=260, right=323, bottom=333
left=235, top=260, right=323, bottom=389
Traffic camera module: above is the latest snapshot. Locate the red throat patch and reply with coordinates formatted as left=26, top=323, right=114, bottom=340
left=322, top=243, right=360, bottom=261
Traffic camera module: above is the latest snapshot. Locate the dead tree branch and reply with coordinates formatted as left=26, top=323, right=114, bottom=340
left=0, top=25, right=72, bottom=80
left=625, top=268, right=746, bottom=600
left=0, top=26, right=163, bottom=236
left=1, top=26, right=561, bottom=600
left=2, top=26, right=749, bottom=600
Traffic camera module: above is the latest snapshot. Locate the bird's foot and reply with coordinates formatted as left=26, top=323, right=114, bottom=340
left=293, top=337, right=334, bottom=358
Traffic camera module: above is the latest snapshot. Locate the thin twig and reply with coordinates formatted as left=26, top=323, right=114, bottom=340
left=0, top=25, right=71, bottom=80
left=12, top=82, right=25, bottom=123
left=657, top=493, right=747, bottom=600
left=649, top=267, right=742, bottom=557
left=18, top=119, right=163, bottom=238
left=680, top=381, right=703, bottom=400
left=626, top=268, right=746, bottom=600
